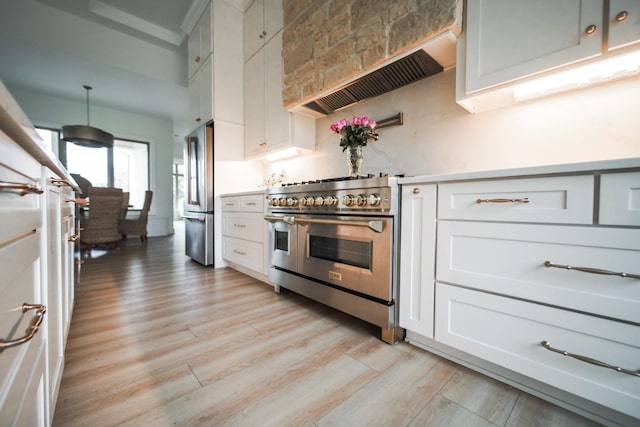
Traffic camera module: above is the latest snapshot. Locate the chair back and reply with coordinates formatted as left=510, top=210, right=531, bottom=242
left=87, top=187, right=123, bottom=223
left=140, top=191, right=153, bottom=220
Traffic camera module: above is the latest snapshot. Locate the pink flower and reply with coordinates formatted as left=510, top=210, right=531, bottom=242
left=361, top=116, right=369, bottom=126
left=339, top=119, right=349, bottom=128
left=369, top=120, right=377, bottom=129
left=330, top=123, right=339, bottom=132
left=352, top=116, right=361, bottom=125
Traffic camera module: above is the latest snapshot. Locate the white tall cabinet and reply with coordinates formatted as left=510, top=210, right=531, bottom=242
left=243, top=0, right=314, bottom=159
left=398, top=159, right=640, bottom=427
left=187, top=0, right=244, bottom=131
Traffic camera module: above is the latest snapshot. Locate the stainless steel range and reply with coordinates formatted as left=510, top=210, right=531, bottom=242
left=264, top=174, right=403, bottom=344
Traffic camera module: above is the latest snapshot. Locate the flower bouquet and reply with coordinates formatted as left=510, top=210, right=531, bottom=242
left=330, top=116, right=378, bottom=176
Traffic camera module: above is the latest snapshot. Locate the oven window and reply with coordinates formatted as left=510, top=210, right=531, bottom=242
left=275, top=230, right=289, bottom=252
left=309, top=236, right=372, bottom=269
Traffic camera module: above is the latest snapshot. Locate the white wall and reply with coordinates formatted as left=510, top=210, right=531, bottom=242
left=264, top=69, right=640, bottom=181
left=10, top=86, right=175, bottom=237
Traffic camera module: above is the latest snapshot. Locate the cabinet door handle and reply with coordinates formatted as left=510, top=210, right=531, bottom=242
left=68, top=234, right=80, bottom=242
left=195, top=117, right=202, bottom=122
left=543, top=261, right=640, bottom=280
left=615, top=11, right=628, bottom=22
left=195, top=55, right=201, bottom=63
left=233, top=249, right=246, bottom=255
left=246, top=202, right=256, bottom=206
left=259, top=142, right=267, bottom=149
left=476, top=198, right=530, bottom=204
left=234, top=223, right=247, bottom=228
left=412, top=188, right=420, bottom=195
left=541, top=341, right=640, bottom=377
left=584, top=24, right=597, bottom=35
left=0, top=181, right=44, bottom=196
left=0, top=303, right=47, bottom=349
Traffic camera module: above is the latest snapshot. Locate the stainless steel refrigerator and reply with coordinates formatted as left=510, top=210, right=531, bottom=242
left=183, top=122, right=214, bottom=265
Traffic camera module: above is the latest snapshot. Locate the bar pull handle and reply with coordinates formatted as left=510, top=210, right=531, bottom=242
left=294, top=217, right=384, bottom=233
left=64, top=198, right=89, bottom=205
left=233, top=223, right=247, bottom=228
left=0, top=303, right=47, bottom=349
left=476, top=198, right=530, bottom=204
left=544, top=261, right=640, bottom=280
left=48, top=177, right=71, bottom=187
left=0, top=181, right=44, bottom=196
left=541, top=341, right=640, bottom=377
left=233, top=249, right=246, bottom=256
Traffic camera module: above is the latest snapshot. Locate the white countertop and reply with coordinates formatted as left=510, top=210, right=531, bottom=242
left=0, top=79, right=77, bottom=187
left=220, top=189, right=265, bottom=197
left=399, top=157, right=640, bottom=185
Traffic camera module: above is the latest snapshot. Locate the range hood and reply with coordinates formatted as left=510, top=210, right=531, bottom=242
left=289, top=31, right=458, bottom=117
left=302, top=50, right=443, bottom=115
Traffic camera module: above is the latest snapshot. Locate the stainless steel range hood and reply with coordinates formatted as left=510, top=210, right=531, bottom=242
left=289, top=31, right=458, bottom=117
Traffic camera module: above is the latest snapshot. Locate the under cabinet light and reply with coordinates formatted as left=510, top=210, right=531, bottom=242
left=263, top=147, right=311, bottom=162
left=513, top=50, right=640, bottom=102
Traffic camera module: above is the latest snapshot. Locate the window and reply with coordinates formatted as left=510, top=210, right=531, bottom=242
left=173, top=163, right=184, bottom=220
left=48, top=128, right=151, bottom=210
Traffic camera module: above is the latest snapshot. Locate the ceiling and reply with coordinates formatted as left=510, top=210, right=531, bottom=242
left=0, top=0, right=208, bottom=134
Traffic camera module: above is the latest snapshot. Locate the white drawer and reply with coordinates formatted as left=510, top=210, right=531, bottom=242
left=600, top=171, right=640, bottom=226
left=222, top=212, right=263, bottom=242
left=221, top=193, right=264, bottom=212
left=435, top=283, right=640, bottom=419
left=222, top=236, right=263, bottom=273
left=437, top=175, right=594, bottom=224
left=437, top=221, right=640, bottom=323
left=0, top=232, right=44, bottom=402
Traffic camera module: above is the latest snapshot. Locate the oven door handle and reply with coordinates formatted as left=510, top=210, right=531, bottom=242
left=264, top=215, right=296, bottom=225
left=294, top=217, right=385, bottom=233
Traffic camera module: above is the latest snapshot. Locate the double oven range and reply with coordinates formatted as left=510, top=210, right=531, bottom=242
left=264, top=174, right=403, bottom=344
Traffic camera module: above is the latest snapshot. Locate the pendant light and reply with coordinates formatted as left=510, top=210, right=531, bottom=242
left=62, top=85, right=114, bottom=148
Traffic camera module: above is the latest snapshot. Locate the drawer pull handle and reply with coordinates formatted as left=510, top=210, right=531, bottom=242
left=68, top=234, right=80, bottom=242
left=541, top=341, right=640, bottom=377
left=544, top=261, right=640, bottom=280
left=48, top=177, right=71, bottom=187
left=245, top=202, right=256, bottom=206
left=233, top=249, right=246, bottom=255
left=615, top=11, right=628, bottom=22
left=0, top=181, right=44, bottom=196
left=234, top=223, right=246, bottom=228
left=476, top=198, right=530, bottom=204
left=0, top=303, right=47, bottom=349
left=64, top=197, right=89, bottom=205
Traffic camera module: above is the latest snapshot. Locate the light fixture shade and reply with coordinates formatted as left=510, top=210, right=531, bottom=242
left=62, top=124, right=114, bottom=148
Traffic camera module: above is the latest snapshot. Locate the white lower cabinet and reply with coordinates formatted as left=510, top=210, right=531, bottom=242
left=221, top=192, right=270, bottom=284
left=435, top=283, right=640, bottom=419
left=399, top=159, right=640, bottom=426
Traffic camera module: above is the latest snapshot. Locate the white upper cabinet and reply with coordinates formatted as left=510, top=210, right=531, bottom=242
left=457, top=0, right=640, bottom=112
left=244, top=0, right=283, bottom=61
left=463, top=0, right=602, bottom=94
left=188, top=2, right=213, bottom=79
left=609, top=0, right=640, bottom=50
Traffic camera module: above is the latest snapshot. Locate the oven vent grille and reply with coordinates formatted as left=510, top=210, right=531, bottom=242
left=303, top=49, right=443, bottom=115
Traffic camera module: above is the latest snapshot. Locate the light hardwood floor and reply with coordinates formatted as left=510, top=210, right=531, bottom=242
left=53, top=227, right=603, bottom=427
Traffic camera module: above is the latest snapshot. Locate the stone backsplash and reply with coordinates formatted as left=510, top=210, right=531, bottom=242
left=281, top=0, right=462, bottom=110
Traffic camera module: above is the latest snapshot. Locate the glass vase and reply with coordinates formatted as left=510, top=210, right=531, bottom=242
left=346, top=145, right=363, bottom=177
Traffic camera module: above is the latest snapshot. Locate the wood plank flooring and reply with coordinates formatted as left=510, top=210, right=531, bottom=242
left=53, top=225, right=603, bottom=426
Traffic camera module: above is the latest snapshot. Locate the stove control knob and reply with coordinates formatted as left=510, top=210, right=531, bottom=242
left=324, top=195, right=338, bottom=207
left=356, top=194, right=368, bottom=206
left=342, top=194, right=356, bottom=206
left=367, top=193, right=381, bottom=207
left=278, top=198, right=287, bottom=206
left=303, top=196, right=315, bottom=206
left=268, top=198, right=277, bottom=206
left=315, top=196, right=325, bottom=206
left=286, top=197, right=298, bottom=206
